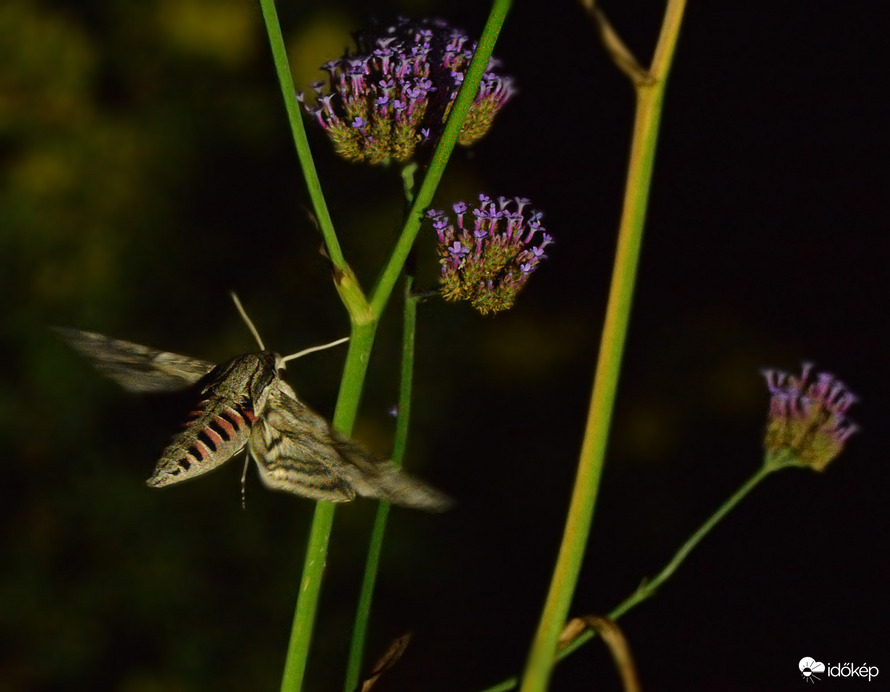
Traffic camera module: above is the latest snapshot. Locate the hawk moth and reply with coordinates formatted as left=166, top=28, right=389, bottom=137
left=55, top=311, right=451, bottom=512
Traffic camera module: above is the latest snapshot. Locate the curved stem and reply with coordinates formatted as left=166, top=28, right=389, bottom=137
left=560, top=465, right=772, bottom=657
left=479, top=464, right=772, bottom=692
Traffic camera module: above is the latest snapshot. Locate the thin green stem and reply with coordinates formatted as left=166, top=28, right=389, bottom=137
left=369, top=0, right=513, bottom=317
left=256, top=3, right=382, bottom=689
left=559, top=464, right=772, bottom=659
left=333, top=4, right=511, bottom=680
left=344, top=277, right=418, bottom=691
left=479, top=463, right=772, bottom=692
left=519, top=2, right=687, bottom=690
left=257, top=0, right=347, bottom=272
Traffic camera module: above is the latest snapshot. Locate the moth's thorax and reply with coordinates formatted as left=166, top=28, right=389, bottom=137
left=204, top=351, right=278, bottom=404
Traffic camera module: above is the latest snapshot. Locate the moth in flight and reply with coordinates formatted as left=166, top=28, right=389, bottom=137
left=56, top=296, right=450, bottom=512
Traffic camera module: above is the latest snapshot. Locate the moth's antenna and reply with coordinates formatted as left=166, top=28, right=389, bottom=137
left=230, top=291, right=265, bottom=351
left=282, top=337, right=350, bottom=363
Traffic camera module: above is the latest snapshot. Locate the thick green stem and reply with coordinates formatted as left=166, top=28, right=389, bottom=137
left=519, top=2, right=686, bottom=690
left=280, top=322, right=377, bottom=692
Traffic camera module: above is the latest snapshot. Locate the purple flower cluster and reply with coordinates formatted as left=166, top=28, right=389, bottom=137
left=762, top=363, right=859, bottom=471
left=299, top=17, right=515, bottom=165
left=428, top=194, right=552, bottom=314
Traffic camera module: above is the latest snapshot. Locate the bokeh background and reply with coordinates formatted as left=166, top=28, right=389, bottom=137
left=2, top=1, right=887, bottom=690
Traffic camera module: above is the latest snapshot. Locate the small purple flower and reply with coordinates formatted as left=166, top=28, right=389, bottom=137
left=430, top=196, right=551, bottom=314
left=299, top=17, right=515, bottom=165
left=762, top=363, right=859, bottom=471
left=448, top=241, right=469, bottom=257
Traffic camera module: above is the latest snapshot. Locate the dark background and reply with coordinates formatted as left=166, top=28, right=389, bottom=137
left=2, top=1, right=887, bottom=690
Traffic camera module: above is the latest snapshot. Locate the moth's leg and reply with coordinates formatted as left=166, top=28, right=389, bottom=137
left=240, top=447, right=252, bottom=510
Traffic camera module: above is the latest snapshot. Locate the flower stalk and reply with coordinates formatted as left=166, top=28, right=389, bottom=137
left=487, top=359, right=859, bottom=690
left=478, top=465, right=773, bottom=692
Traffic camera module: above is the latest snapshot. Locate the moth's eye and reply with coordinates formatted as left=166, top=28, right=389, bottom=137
left=278, top=369, right=287, bottom=380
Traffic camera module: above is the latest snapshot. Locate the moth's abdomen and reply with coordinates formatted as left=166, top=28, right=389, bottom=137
left=147, top=398, right=257, bottom=488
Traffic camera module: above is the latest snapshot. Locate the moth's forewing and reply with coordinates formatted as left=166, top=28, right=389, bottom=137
left=54, top=327, right=215, bottom=392
left=249, top=381, right=356, bottom=502
left=147, top=353, right=277, bottom=487
left=251, top=381, right=452, bottom=511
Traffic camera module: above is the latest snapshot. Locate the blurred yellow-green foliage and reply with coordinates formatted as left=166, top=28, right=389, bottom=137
left=2, top=0, right=886, bottom=690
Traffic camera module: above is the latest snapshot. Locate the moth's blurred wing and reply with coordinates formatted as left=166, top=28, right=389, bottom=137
left=54, top=327, right=215, bottom=392
left=329, top=431, right=453, bottom=512
left=249, top=384, right=356, bottom=502
left=251, top=383, right=452, bottom=512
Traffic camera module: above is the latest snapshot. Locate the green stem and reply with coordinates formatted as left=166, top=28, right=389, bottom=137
left=560, top=464, right=772, bottom=659
left=255, top=4, right=385, bottom=689
left=260, top=1, right=513, bottom=689
left=479, top=464, right=772, bottom=692
left=518, top=2, right=686, bottom=690
left=257, top=0, right=347, bottom=272
left=280, top=323, right=377, bottom=692
left=343, top=277, right=418, bottom=691
left=337, top=11, right=516, bottom=676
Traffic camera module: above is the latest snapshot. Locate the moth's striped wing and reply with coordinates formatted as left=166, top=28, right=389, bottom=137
left=249, top=382, right=356, bottom=502
left=250, top=382, right=452, bottom=511
left=54, top=327, right=215, bottom=392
